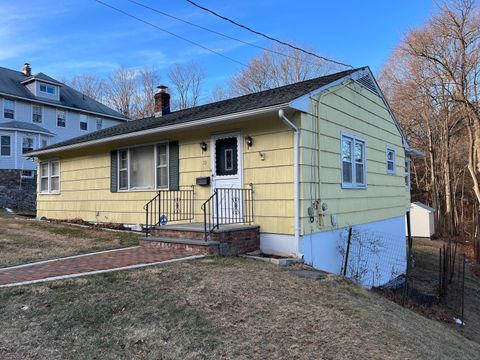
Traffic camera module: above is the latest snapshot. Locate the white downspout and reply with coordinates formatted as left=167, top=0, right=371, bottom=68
left=278, top=109, right=301, bottom=257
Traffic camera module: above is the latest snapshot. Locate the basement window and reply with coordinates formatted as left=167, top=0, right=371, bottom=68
left=118, top=143, right=169, bottom=191
left=21, top=170, right=34, bottom=178
left=341, top=133, right=366, bottom=189
left=39, top=160, right=60, bottom=194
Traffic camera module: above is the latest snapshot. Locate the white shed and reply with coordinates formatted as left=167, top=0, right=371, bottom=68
left=408, top=202, right=436, bottom=238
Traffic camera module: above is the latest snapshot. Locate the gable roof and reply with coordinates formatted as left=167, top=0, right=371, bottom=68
left=0, top=121, right=55, bottom=136
left=29, top=67, right=362, bottom=155
left=0, top=67, right=128, bottom=121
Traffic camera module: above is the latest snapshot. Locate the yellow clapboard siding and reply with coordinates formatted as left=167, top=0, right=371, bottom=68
left=37, top=113, right=295, bottom=236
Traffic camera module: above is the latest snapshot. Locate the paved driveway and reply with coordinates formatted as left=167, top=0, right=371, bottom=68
left=0, top=247, right=203, bottom=287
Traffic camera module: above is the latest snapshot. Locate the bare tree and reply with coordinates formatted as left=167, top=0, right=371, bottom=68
left=380, top=0, right=480, bottom=236
left=133, top=65, right=161, bottom=118
left=68, top=74, right=105, bottom=102
left=231, top=44, right=339, bottom=95
left=168, top=62, right=205, bottom=110
left=209, top=85, right=231, bottom=103
left=104, top=66, right=136, bottom=117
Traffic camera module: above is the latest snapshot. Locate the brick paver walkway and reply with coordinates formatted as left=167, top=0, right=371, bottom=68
left=0, top=247, right=201, bottom=287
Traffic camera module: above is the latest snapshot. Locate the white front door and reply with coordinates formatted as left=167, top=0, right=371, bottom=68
left=211, top=132, right=243, bottom=223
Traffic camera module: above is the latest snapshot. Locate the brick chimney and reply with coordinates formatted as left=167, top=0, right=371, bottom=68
left=22, top=63, right=31, bottom=76
left=154, top=85, right=170, bottom=117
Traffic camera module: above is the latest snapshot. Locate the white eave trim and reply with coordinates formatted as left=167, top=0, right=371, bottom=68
left=0, top=91, right=128, bottom=121
left=28, top=103, right=290, bottom=156
left=289, top=67, right=413, bottom=152
left=20, top=77, right=63, bottom=87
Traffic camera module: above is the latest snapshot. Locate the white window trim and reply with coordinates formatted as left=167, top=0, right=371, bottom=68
left=21, top=170, right=35, bottom=178
left=3, top=98, right=15, bottom=120
left=96, top=117, right=103, bottom=130
left=38, top=160, right=61, bottom=195
left=405, top=157, right=411, bottom=190
left=117, top=141, right=169, bottom=192
left=22, top=135, right=35, bottom=154
left=80, top=119, right=88, bottom=131
left=31, top=104, right=43, bottom=123
left=0, top=135, right=12, bottom=157
left=39, top=82, right=56, bottom=95
left=386, top=145, right=396, bottom=175
left=56, top=109, right=67, bottom=128
left=340, top=132, right=367, bottom=189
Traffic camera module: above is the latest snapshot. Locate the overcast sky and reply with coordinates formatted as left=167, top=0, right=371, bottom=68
left=1, top=0, right=434, bottom=96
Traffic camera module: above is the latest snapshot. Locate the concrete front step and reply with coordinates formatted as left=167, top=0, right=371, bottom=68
left=143, top=224, right=260, bottom=256
left=140, top=237, right=219, bottom=255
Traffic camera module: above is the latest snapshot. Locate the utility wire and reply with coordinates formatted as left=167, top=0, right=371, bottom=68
left=185, top=0, right=353, bottom=68
left=93, top=0, right=247, bottom=67
left=127, top=0, right=323, bottom=67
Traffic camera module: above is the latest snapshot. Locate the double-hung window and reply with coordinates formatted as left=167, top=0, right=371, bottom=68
left=80, top=114, right=88, bottom=131
left=22, top=136, right=34, bottom=154
left=0, top=135, right=11, bottom=156
left=39, top=160, right=60, bottom=194
left=386, top=146, right=396, bottom=174
left=118, top=143, right=169, bottom=191
left=405, top=158, right=411, bottom=189
left=32, top=105, right=42, bottom=123
left=57, top=110, right=66, bottom=127
left=3, top=99, right=14, bottom=119
left=96, top=117, right=103, bottom=130
left=341, top=133, right=366, bottom=188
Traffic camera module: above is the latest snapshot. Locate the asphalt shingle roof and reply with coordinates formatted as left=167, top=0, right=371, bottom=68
left=0, top=67, right=128, bottom=120
left=0, top=121, right=54, bottom=135
left=33, top=67, right=362, bottom=153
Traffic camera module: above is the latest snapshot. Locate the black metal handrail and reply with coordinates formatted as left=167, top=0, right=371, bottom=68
left=144, top=186, right=195, bottom=236
left=201, top=184, right=254, bottom=241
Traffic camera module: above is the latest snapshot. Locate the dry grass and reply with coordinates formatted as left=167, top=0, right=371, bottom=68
left=0, top=210, right=140, bottom=267
left=0, top=257, right=479, bottom=359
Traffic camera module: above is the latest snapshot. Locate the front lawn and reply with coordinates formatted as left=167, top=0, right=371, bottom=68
left=0, top=257, right=478, bottom=359
left=0, top=210, right=140, bottom=267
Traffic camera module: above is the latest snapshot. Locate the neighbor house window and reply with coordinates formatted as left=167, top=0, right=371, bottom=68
left=57, top=110, right=66, bottom=127
left=96, top=117, right=103, bottom=130
left=39, top=83, right=56, bottom=95
left=0, top=135, right=11, bottom=156
left=118, top=143, right=169, bottom=191
left=22, top=136, right=34, bottom=154
left=341, top=133, right=366, bottom=188
left=80, top=114, right=88, bottom=131
left=32, top=105, right=42, bottom=123
left=41, top=138, right=48, bottom=148
left=21, top=170, right=34, bottom=178
left=39, top=160, right=60, bottom=194
left=3, top=99, right=14, bottom=119
left=405, top=158, right=411, bottom=189
left=386, top=146, right=396, bottom=174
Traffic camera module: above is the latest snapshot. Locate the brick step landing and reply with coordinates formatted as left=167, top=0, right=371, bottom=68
left=142, top=223, right=260, bottom=256
left=140, top=237, right=219, bottom=255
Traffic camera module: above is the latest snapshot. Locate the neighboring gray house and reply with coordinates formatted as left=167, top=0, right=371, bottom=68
left=0, top=63, right=128, bottom=209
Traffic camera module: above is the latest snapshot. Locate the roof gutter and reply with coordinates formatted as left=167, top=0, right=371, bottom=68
left=0, top=91, right=128, bottom=122
left=278, top=109, right=301, bottom=258
left=28, top=103, right=290, bottom=157
left=0, top=126, right=54, bottom=137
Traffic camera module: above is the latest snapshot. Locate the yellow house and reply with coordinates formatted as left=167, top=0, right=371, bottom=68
left=28, top=67, right=419, bottom=287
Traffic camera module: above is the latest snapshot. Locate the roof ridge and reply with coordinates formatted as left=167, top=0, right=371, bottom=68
left=162, top=67, right=363, bottom=119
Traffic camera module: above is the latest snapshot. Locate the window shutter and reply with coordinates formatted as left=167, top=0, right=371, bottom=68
left=110, top=150, right=118, bottom=192
left=169, top=141, right=179, bottom=190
